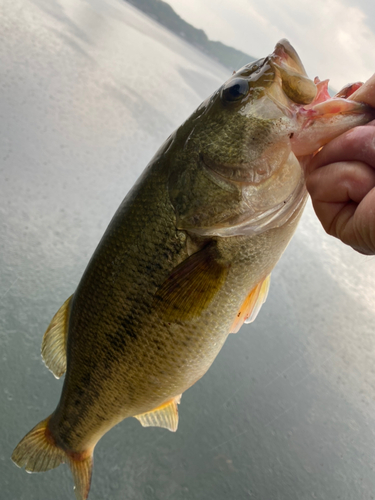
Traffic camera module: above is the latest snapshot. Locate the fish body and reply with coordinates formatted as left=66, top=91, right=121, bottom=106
left=12, top=40, right=374, bottom=499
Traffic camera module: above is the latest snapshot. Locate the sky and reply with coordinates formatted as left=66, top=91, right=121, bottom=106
left=166, top=0, right=375, bottom=92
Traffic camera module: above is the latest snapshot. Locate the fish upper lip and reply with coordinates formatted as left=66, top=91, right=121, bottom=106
left=272, top=39, right=308, bottom=77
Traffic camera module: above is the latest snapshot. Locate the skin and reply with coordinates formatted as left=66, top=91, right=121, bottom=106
left=305, top=74, right=375, bottom=255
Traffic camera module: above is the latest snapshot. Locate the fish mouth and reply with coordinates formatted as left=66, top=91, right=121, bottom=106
left=269, top=40, right=318, bottom=106
left=272, top=39, right=308, bottom=77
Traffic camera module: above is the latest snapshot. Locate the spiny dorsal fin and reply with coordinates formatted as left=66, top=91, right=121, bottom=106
left=230, top=274, right=271, bottom=334
left=154, top=243, right=229, bottom=322
left=41, top=295, right=72, bottom=378
left=134, top=395, right=182, bottom=432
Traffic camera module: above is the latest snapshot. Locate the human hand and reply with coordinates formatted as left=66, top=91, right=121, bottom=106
left=305, top=75, right=375, bottom=255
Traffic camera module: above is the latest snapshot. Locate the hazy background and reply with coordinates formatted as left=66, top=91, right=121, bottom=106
left=166, top=0, right=375, bottom=91
left=1, top=0, right=375, bottom=499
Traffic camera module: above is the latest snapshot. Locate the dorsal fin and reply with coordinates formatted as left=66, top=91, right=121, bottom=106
left=134, top=395, right=181, bottom=432
left=41, top=295, right=72, bottom=378
left=230, top=275, right=271, bottom=334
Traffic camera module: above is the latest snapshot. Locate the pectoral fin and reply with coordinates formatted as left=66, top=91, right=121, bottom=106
left=134, top=395, right=182, bottom=432
left=230, top=275, right=271, bottom=334
left=41, top=295, right=72, bottom=378
left=154, top=243, right=229, bottom=321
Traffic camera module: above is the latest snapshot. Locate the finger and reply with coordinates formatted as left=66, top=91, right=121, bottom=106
left=306, top=123, right=375, bottom=175
left=347, top=186, right=375, bottom=254
left=350, top=73, right=375, bottom=107
left=306, top=160, right=375, bottom=238
left=307, top=160, right=375, bottom=204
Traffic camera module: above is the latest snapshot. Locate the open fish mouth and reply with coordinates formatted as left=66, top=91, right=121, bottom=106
left=269, top=39, right=318, bottom=106
left=264, top=40, right=374, bottom=156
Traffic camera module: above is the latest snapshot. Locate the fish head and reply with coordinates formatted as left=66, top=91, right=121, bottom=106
left=170, top=40, right=373, bottom=237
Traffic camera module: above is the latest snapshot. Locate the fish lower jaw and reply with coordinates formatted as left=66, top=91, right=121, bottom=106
left=291, top=99, right=374, bottom=156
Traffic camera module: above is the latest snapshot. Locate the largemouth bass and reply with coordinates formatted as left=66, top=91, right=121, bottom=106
left=12, top=40, right=374, bottom=499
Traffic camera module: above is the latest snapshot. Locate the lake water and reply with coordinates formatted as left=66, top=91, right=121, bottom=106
left=1, top=0, right=375, bottom=499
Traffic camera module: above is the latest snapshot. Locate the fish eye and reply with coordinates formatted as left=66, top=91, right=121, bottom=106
left=221, top=78, right=249, bottom=102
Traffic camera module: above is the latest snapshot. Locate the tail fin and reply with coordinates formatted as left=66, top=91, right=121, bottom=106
left=12, top=416, right=94, bottom=500
left=11, top=417, right=65, bottom=472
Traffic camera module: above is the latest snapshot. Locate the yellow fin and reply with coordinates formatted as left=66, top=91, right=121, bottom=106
left=12, top=415, right=94, bottom=500
left=11, top=416, right=65, bottom=472
left=154, top=244, right=228, bottom=321
left=41, top=295, right=72, bottom=378
left=134, top=395, right=181, bottom=432
left=230, top=274, right=271, bottom=334
left=245, top=274, right=270, bottom=324
left=69, top=454, right=93, bottom=500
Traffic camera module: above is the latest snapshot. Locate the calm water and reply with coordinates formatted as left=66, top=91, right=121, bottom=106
left=1, top=0, right=375, bottom=499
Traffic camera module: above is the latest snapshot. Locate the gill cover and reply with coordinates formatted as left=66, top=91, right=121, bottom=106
left=168, top=40, right=313, bottom=237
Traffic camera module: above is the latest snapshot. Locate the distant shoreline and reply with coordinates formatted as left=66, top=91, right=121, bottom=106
left=124, top=0, right=256, bottom=70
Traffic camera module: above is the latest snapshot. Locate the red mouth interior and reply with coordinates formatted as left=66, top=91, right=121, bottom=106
left=305, top=78, right=364, bottom=110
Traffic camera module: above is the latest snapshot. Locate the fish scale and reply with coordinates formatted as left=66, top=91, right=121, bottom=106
left=12, top=40, right=374, bottom=499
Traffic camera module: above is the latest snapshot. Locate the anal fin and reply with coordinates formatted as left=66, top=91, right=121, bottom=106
left=230, top=274, right=271, bottom=334
left=41, top=295, right=72, bottom=378
left=134, top=395, right=181, bottom=432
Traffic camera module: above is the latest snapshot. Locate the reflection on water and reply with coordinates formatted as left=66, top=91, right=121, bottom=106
left=1, top=0, right=375, bottom=498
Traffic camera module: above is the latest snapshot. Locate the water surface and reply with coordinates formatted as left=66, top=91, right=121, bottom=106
left=1, top=0, right=375, bottom=499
